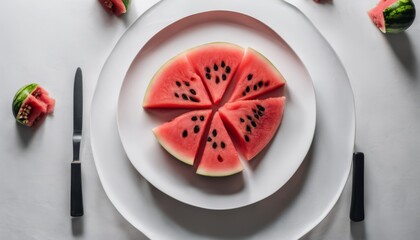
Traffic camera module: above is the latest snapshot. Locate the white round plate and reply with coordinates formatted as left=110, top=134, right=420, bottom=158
left=90, top=0, right=355, bottom=239
left=116, top=8, right=316, bottom=210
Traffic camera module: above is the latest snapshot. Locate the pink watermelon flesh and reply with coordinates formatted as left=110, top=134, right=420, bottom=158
left=368, top=0, right=398, bottom=32
left=143, top=54, right=212, bottom=109
left=186, top=43, right=244, bottom=105
left=33, top=86, right=55, bottom=113
left=16, top=86, right=55, bottom=127
left=228, top=48, right=286, bottom=102
left=196, top=112, right=243, bottom=177
left=153, top=109, right=212, bottom=165
left=98, top=0, right=126, bottom=16
left=219, top=97, right=286, bottom=160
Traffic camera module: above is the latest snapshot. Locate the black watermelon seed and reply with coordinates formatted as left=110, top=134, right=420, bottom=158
left=253, top=85, right=258, bottom=91
left=254, top=114, right=259, bottom=120
left=258, top=81, right=263, bottom=87
left=257, top=105, right=265, bottom=111
left=184, top=81, right=190, bottom=87
left=240, top=118, right=245, bottom=123
left=212, top=129, right=217, bottom=137
left=246, top=125, right=251, bottom=132
left=222, top=74, right=227, bottom=81
left=251, top=121, right=257, bottom=127
left=194, top=125, right=200, bottom=133
left=265, top=81, right=270, bottom=87
left=214, top=64, right=219, bottom=71
left=217, top=155, right=223, bottom=162
left=176, top=81, right=181, bottom=87
left=244, top=135, right=250, bottom=142
left=247, top=74, right=253, bottom=81
left=221, top=142, right=226, bottom=148
left=174, top=93, right=179, bottom=98
left=182, top=94, right=188, bottom=100
left=242, top=92, right=246, bottom=96
left=258, top=111, right=264, bottom=116
left=215, top=76, right=220, bottom=84
left=191, top=116, right=198, bottom=121
left=207, top=137, right=212, bottom=142
left=189, top=96, right=199, bottom=102
left=206, top=73, right=211, bottom=80
left=221, top=61, right=226, bottom=68
left=200, top=115, right=205, bottom=121
left=205, top=67, right=210, bottom=73
left=182, top=130, right=188, bottom=138
left=247, top=115, right=252, bottom=120
left=212, top=142, right=218, bottom=149
left=190, top=89, right=196, bottom=95
left=226, top=66, right=231, bottom=74
left=246, top=86, right=250, bottom=92
left=252, top=109, right=257, bottom=113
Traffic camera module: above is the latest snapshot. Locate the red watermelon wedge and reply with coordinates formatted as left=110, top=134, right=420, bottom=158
left=186, top=42, right=244, bottom=105
left=228, top=48, right=286, bottom=102
left=196, top=112, right=243, bottom=177
left=143, top=54, right=212, bottom=109
left=219, top=97, right=286, bottom=160
left=153, top=109, right=212, bottom=165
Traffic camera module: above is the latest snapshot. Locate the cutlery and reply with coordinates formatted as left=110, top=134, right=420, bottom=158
left=71, top=67, right=84, bottom=217
left=350, top=152, right=364, bottom=221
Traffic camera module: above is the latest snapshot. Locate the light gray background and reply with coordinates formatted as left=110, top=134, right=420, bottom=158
left=1, top=0, right=419, bottom=239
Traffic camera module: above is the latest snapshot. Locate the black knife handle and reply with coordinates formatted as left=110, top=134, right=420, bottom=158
left=350, top=152, right=364, bottom=221
left=71, top=161, right=84, bottom=217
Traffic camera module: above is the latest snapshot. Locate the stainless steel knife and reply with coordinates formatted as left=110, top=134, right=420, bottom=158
left=71, top=67, right=84, bottom=217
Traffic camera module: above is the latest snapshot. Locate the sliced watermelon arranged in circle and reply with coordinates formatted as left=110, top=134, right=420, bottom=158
left=143, top=54, right=212, bottom=109
left=228, top=48, right=286, bottom=102
left=186, top=42, right=244, bottom=105
left=153, top=109, right=212, bottom=165
left=219, top=97, right=286, bottom=160
left=196, top=112, right=243, bottom=177
left=12, top=83, right=55, bottom=127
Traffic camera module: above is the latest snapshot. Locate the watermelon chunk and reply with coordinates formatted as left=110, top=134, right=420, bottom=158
left=186, top=42, right=245, bottom=105
left=228, top=48, right=286, bottom=102
left=196, top=112, right=243, bottom=177
left=219, top=97, right=286, bottom=160
left=153, top=109, right=212, bottom=165
left=12, top=83, right=55, bottom=127
left=143, top=54, right=212, bottom=109
left=98, top=0, right=129, bottom=16
left=368, top=0, right=416, bottom=33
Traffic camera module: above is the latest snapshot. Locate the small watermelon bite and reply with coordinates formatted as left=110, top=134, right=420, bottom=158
left=153, top=109, right=212, bottom=165
left=219, top=97, right=286, bottom=160
left=186, top=42, right=245, bottom=105
left=228, top=48, right=286, bottom=102
left=196, top=112, right=243, bottom=177
left=99, top=0, right=129, bottom=16
left=143, top=54, right=212, bottom=109
left=12, top=83, right=55, bottom=127
left=368, top=0, right=416, bottom=33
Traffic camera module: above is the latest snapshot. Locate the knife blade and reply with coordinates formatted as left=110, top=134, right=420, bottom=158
left=71, top=67, right=84, bottom=217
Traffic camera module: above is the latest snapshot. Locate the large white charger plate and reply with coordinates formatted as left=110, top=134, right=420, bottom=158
left=90, top=0, right=355, bottom=239
left=116, top=6, right=317, bottom=210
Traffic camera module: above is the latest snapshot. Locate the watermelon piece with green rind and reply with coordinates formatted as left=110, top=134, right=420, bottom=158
left=228, top=48, right=286, bottom=102
left=368, top=0, right=416, bottom=33
left=196, top=112, right=243, bottom=177
left=12, top=83, right=55, bottom=127
left=219, top=97, right=286, bottom=160
left=98, top=0, right=129, bottom=16
left=153, top=109, right=212, bottom=165
left=186, top=42, right=245, bottom=105
left=143, top=54, right=212, bottom=109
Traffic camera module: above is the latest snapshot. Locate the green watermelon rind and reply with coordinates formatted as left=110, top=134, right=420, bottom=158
left=122, top=0, right=130, bottom=10
left=196, top=165, right=243, bottom=177
left=12, top=83, right=38, bottom=120
left=384, top=0, right=416, bottom=33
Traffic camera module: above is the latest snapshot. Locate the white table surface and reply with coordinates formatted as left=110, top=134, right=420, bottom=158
left=1, top=0, right=419, bottom=239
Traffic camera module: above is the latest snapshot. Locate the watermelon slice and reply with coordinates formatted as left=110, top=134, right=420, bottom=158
left=98, top=0, right=129, bottom=16
left=143, top=54, right=212, bottom=109
left=153, top=109, right=212, bottom=165
left=368, top=0, right=416, bottom=33
left=219, top=97, right=286, bottom=160
left=186, top=42, right=245, bottom=105
left=196, top=112, right=243, bottom=177
left=12, top=83, right=55, bottom=127
left=228, top=48, right=286, bottom=102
